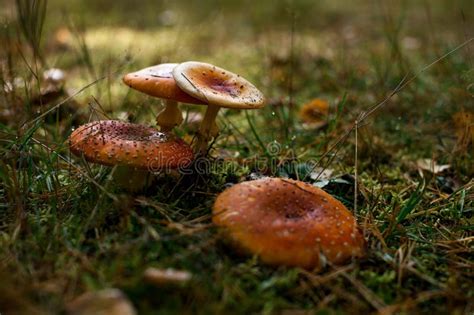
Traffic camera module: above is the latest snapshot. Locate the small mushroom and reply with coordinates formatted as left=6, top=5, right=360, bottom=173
left=123, top=63, right=204, bottom=131
left=69, top=120, right=193, bottom=189
left=212, top=178, right=366, bottom=270
left=172, top=61, right=265, bottom=155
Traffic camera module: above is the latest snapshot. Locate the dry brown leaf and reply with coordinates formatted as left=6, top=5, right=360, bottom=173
left=299, top=98, right=329, bottom=130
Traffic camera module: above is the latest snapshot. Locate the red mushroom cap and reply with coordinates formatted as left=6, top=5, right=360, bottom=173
left=123, top=63, right=204, bottom=104
left=69, top=120, right=193, bottom=170
left=213, top=178, right=366, bottom=269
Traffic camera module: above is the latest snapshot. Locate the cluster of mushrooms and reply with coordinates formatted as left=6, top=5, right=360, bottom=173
left=69, top=61, right=365, bottom=270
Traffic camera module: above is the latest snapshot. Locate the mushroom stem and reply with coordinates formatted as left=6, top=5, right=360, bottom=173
left=156, top=100, right=183, bottom=132
left=113, top=166, right=152, bottom=192
left=194, top=104, right=220, bottom=155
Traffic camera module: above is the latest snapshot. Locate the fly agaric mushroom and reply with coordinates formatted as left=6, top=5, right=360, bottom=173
left=69, top=120, right=193, bottom=189
left=123, top=63, right=204, bottom=131
left=172, top=61, right=265, bottom=155
left=213, top=178, right=366, bottom=270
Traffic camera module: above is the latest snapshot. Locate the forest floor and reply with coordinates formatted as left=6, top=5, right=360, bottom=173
left=0, top=0, right=473, bottom=314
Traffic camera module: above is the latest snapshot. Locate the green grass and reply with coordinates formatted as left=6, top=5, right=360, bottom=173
left=1, top=0, right=473, bottom=314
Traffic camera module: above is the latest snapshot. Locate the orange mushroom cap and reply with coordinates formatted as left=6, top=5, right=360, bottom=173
left=173, top=61, right=265, bottom=109
left=123, top=63, right=204, bottom=104
left=69, top=120, right=193, bottom=170
left=213, top=178, right=366, bottom=270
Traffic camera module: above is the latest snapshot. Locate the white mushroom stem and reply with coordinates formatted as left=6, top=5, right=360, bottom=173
left=194, top=104, right=220, bottom=155
left=156, top=100, right=183, bottom=132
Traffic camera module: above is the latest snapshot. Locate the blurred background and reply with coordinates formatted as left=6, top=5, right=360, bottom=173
left=0, top=0, right=473, bottom=314
left=2, top=0, right=473, bottom=152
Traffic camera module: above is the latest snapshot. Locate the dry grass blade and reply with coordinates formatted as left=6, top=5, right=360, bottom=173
left=338, top=268, right=387, bottom=312
left=15, top=0, right=48, bottom=64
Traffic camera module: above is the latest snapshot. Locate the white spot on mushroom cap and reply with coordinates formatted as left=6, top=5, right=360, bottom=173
left=69, top=120, right=193, bottom=169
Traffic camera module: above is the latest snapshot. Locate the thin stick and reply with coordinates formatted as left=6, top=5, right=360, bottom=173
left=287, top=3, right=296, bottom=139
left=354, top=118, right=358, bottom=216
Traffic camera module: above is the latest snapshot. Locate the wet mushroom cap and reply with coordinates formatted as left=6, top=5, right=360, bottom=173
left=123, top=63, right=204, bottom=104
left=69, top=120, right=193, bottom=170
left=213, top=178, right=366, bottom=269
left=173, top=61, right=265, bottom=109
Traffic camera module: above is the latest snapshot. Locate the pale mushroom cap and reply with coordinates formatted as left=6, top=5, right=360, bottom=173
left=69, top=120, right=193, bottom=170
left=173, top=61, right=265, bottom=109
left=123, top=63, right=204, bottom=104
left=213, top=178, right=366, bottom=269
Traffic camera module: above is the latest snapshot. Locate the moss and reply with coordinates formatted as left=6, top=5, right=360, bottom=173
left=0, top=0, right=473, bottom=314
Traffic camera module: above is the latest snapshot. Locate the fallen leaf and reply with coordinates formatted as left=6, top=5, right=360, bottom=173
left=309, top=167, right=334, bottom=181
left=416, top=159, right=451, bottom=174
left=299, top=98, right=329, bottom=130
